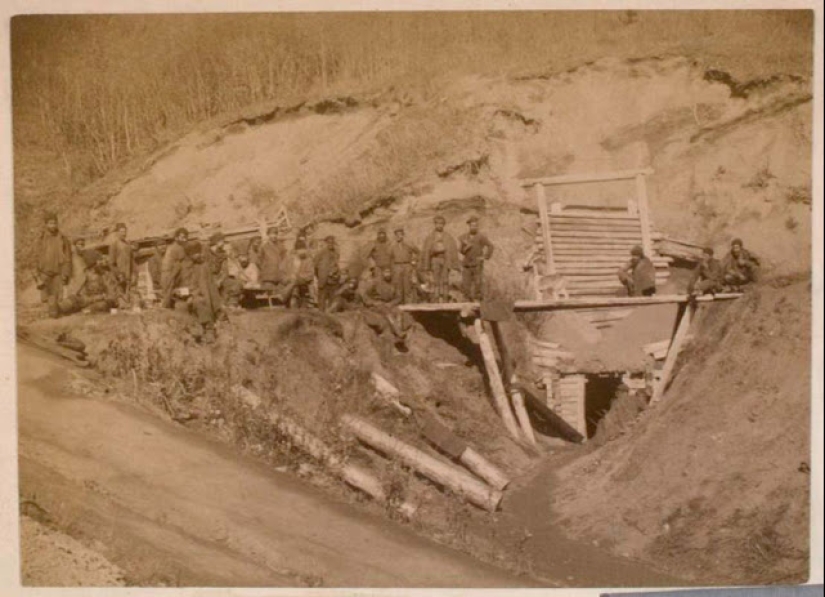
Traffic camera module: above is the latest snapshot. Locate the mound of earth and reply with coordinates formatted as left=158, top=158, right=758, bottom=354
left=551, top=279, right=812, bottom=585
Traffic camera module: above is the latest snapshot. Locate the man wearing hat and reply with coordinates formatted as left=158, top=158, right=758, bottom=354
left=314, top=235, right=341, bottom=311
left=420, top=215, right=459, bottom=303
left=161, top=227, right=189, bottom=308
left=180, top=241, right=222, bottom=343
left=617, top=245, right=656, bottom=297
left=721, top=238, right=760, bottom=290
left=389, top=227, right=419, bottom=304
left=108, top=222, right=135, bottom=302
left=36, top=211, right=73, bottom=318
left=688, top=247, right=724, bottom=296
left=458, top=215, right=494, bottom=301
left=366, top=228, right=393, bottom=273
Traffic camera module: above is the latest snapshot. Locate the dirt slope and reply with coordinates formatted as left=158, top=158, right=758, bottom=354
left=552, top=280, right=812, bottom=585
left=17, top=344, right=535, bottom=588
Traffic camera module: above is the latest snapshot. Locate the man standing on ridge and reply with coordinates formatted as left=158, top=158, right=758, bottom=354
left=389, top=227, right=419, bottom=304
left=35, top=212, right=72, bottom=319
left=617, top=245, right=656, bottom=297
left=420, top=215, right=459, bottom=303
left=161, top=227, right=189, bottom=308
left=108, top=222, right=134, bottom=303
left=458, top=215, right=494, bottom=301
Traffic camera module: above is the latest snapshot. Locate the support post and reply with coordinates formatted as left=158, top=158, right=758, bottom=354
left=635, top=173, right=653, bottom=257
left=474, top=319, right=522, bottom=442
left=489, top=321, right=537, bottom=446
left=651, top=302, right=696, bottom=404
left=535, top=183, right=556, bottom=275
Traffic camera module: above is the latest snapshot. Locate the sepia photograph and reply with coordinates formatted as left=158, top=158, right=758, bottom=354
left=4, top=5, right=821, bottom=592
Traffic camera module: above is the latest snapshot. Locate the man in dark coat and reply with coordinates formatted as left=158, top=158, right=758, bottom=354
left=208, top=232, right=243, bottom=309
left=360, top=267, right=408, bottom=345
left=420, top=216, right=459, bottom=303
left=688, top=247, right=724, bottom=296
left=617, top=245, right=656, bottom=297
left=108, top=222, right=134, bottom=302
left=458, top=215, right=494, bottom=301
left=721, top=238, right=760, bottom=290
left=258, top=227, right=294, bottom=304
left=314, top=235, right=340, bottom=311
left=161, top=227, right=189, bottom=308
left=181, top=241, right=222, bottom=344
left=36, top=212, right=73, bottom=318
left=366, top=228, right=393, bottom=273
left=389, top=227, right=419, bottom=304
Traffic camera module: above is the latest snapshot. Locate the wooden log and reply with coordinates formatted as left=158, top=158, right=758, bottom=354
left=651, top=302, right=696, bottom=404
left=489, top=319, right=537, bottom=447
left=474, top=320, right=522, bottom=442
left=527, top=336, right=561, bottom=349
left=548, top=231, right=644, bottom=240
left=520, top=167, right=653, bottom=187
left=517, top=383, right=585, bottom=443
left=341, top=415, right=503, bottom=511
left=548, top=219, right=643, bottom=228
left=420, top=414, right=511, bottom=490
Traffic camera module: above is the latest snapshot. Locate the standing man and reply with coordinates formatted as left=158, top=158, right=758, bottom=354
left=458, top=215, right=494, bottom=301
left=36, top=212, right=72, bottom=319
left=147, top=239, right=167, bottom=301
left=161, top=227, right=189, bottom=308
left=181, top=241, right=222, bottom=344
left=688, top=247, right=724, bottom=297
left=389, top=227, right=419, bottom=304
left=66, top=236, right=88, bottom=297
left=108, top=223, right=134, bottom=302
left=259, top=226, right=294, bottom=304
left=617, top=245, right=656, bottom=297
left=420, top=215, right=459, bottom=303
left=721, top=238, right=760, bottom=290
left=314, top=235, right=340, bottom=311
left=366, top=228, right=393, bottom=274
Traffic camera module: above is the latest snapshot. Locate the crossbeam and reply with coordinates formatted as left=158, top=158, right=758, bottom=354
left=398, top=293, right=743, bottom=313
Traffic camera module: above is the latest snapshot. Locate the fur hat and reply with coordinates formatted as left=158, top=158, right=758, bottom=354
left=630, top=245, right=644, bottom=257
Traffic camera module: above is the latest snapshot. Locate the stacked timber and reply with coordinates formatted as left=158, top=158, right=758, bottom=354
left=552, top=375, right=588, bottom=440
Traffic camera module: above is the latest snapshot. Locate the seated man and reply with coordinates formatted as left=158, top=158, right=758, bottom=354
left=617, top=245, right=656, bottom=297
left=180, top=241, right=222, bottom=344
left=328, top=274, right=361, bottom=313
left=688, top=247, right=724, bottom=296
left=59, top=252, right=119, bottom=314
left=360, top=267, right=410, bottom=346
left=721, top=238, right=760, bottom=290
left=290, top=245, right=316, bottom=309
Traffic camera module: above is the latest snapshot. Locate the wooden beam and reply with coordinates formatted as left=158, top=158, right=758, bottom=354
left=341, top=415, right=503, bottom=511
left=475, top=320, right=523, bottom=442
left=636, top=173, right=653, bottom=256
left=520, top=168, right=654, bottom=188
left=651, top=302, right=696, bottom=404
left=488, top=321, right=537, bottom=446
left=535, top=183, right=555, bottom=274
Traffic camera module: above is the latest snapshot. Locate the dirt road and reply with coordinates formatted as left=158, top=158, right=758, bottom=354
left=17, top=345, right=536, bottom=588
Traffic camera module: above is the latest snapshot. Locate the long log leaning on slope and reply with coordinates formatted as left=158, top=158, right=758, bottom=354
left=420, top=415, right=511, bottom=490
left=516, top=383, right=585, bottom=444
left=341, top=415, right=503, bottom=512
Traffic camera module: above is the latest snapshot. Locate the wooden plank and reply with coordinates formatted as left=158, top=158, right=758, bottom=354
left=475, top=320, right=523, bottom=442
left=548, top=223, right=643, bottom=231
left=636, top=173, right=653, bottom=256
left=651, top=302, right=696, bottom=404
left=520, top=167, right=654, bottom=187
left=554, top=255, right=673, bottom=263
left=548, top=240, right=644, bottom=247
left=535, top=183, right=555, bottom=274
left=341, top=415, right=503, bottom=512
left=548, top=231, right=644, bottom=240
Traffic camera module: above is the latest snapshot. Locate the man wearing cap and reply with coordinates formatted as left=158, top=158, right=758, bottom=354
left=366, top=228, right=393, bottom=274
left=721, top=238, right=760, bottom=290
left=181, top=241, right=222, bottom=343
left=259, top=227, right=294, bottom=304
left=314, top=235, right=340, bottom=311
left=617, top=245, right=656, bottom=297
left=36, top=212, right=73, bottom=318
left=108, top=223, right=135, bottom=302
left=688, top=247, right=724, bottom=296
left=420, top=216, right=460, bottom=303
left=458, top=215, right=494, bottom=301
left=389, top=228, right=419, bottom=304
left=161, top=227, right=189, bottom=308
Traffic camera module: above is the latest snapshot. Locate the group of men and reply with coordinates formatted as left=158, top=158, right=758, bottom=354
left=616, top=238, right=760, bottom=297
left=34, top=211, right=497, bottom=345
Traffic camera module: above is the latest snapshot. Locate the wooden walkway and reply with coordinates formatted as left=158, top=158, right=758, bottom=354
left=398, top=293, right=743, bottom=313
